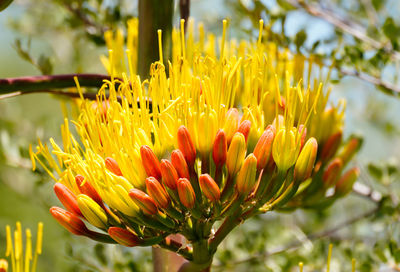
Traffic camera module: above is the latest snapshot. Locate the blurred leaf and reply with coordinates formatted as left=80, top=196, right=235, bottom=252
left=368, top=163, right=383, bottom=180
left=0, top=0, right=13, bottom=12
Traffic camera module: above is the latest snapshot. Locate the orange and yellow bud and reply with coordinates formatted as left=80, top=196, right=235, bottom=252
left=237, top=120, right=251, bottom=142
left=105, top=157, right=123, bottom=176
left=0, top=259, right=7, bottom=272
left=140, top=145, right=162, bottom=180
left=294, top=137, right=318, bottom=182
left=145, top=177, right=170, bottom=209
left=335, top=167, right=359, bottom=196
left=177, top=178, right=196, bottom=209
left=199, top=174, right=220, bottom=202
left=171, top=149, right=190, bottom=179
left=253, top=126, right=275, bottom=170
left=177, top=126, right=197, bottom=166
left=322, top=158, right=343, bottom=188
left=338, top=137, right=362, bottom=166
left=212, top=129, right=227, bottom=167
left=75, top=175, right=103, bottom=207
left=226, top=132, right=247, bottom=175
left=236, top=154, right=258, bottom=195
left=77, top=194, right=108, bottom=229
left=320, top=131, right=342, bottom=162
left=160, top=159, right=179, bottom=190
left=223, top=108, right=239, bottom=144
left=50, top=206, right=89, bottom=236
left=108, top=227, right=140, bottom=247
left=53, top=183, right=82, bottom=216
left=129, top=189, right=158, bottom=215
left=272, top=127, right=299, bottom=172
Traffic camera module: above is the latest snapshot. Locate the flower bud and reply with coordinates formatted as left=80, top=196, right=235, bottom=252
left=223, top=108, right=239, bottom=145
left=53, top=183, right=82, bottom=216
left=108, top=227, right=140, bottom=247
left=0, top=259, right=7, bottom=272
left=129, top=189, right=158, bottom=215
left=198, top=111, right=218, bottom=156
left=177, top=126, right=196, bottom=166
left=320, top=131, right=342, bottom=162
left=91, top=100, right=110, bottom=119
left=338, top=137, right=362, bottom=166
left=335, top=167, right=359, bottom=196
left=212, top=129, right=227, bottom=167
left=272, top=127, right=299, bottom=172
left=77, top=194, right=108, bottom=229
left=145, top=177, right=170, bottom=209
left=199, top=174, right=220, bottom=202
left=226, top=132, right=247, bottom=175
left=105, top=157, right=123, bottom=176
left=160, top=159, right=179, bottom=190
left=75, top=175, right=103, bottom=207
left=294, top=137, right=318, bottom=182
left=236, top=154, right=258, bottom=195
left=177, top=178, right=196, bottom=209
left=298, top=125, right=307, bottom=150
left=140, top=145, right=162, bottom=180
left=322, top=158, right=343, bottom=188
left=50, top=206, right=89, bottom=236
left=253, top=126, right=275, bottom=170
left=171, top=150, right=190, bottom=179
left=237, top=120, right=251, bottom=142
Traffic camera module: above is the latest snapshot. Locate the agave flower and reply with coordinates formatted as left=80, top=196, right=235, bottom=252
left=31, top=19, right=360, bottom=270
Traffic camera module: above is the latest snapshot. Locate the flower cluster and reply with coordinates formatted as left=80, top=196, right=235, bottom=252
left=31, top=19, right=360, bottom=268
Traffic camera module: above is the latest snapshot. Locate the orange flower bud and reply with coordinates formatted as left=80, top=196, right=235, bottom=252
left=253, top=125, right=275, bottom=170
left=294, top=137, right=318, bottom=182
left=140, top=145, right=162, bottom=180
left=129, top=189, right=158, bottom=215
left=50, top=206, right=89, bottom=236
left=323, top=158, right=343, bottom=188
left=212, top=129, right=227, bottom=167
left=338, top=137, right=362, bottom=166
left=177, top=178, right=196, bottom=209
left=223, top=108, right=239, bottom=144
left=226, top=132, right=247, bottom=175
left=105, top=157, right=123, bottom=176
left=199, top=174, right=220, bottom=202
left=237, top=120, right=251, bottom=142
left=177, top=126, right=196, bottom=166
left=160, top=159, right=179, bottom=190
left=298, top=125, right=307, bottom=150
left=75, top=175, right=103, bottom=206
left=335, top=167, right=359, bottom=196
left=171, top=150, right=190, bottom=179
left=53, top=183, right=82, bottom=216
left=108, top=227, right=140, bottom=247
left=236, top=154, right=258, bottom=195
left=145, top=177, right=170, bottom=209
left=320, top=131, right=342, bottom=162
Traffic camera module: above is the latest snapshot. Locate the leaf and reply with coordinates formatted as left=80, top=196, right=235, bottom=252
left=383, top=17, right=399, bottom=44
left=294, top=29, right=307, bottom=52
left=367, top=163, right=383, bottom=181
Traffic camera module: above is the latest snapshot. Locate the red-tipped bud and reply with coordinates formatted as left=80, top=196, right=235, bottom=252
left=129, top=189, right=158, bottom=215
left=298, top=125, right=307, bottom=150
left=177, top=126, right=196, bottom=166
left=108, top=227, right=140, bottom=247
left=237, top=120, right=251, bottom=142
left=223, top=108, right=239, bottom=145
left=105, top=157, right=123, bottom=176
left=199, top=174, right=220, bottom=202
left=212, top=130, right=227, bottom=167
left=335, top=167, right=359, bottom=196
left=338, top=137, right=362, bottom=166
left=140, top=145, right=162, bottom=180
left=75, top=175, right=103, bottom=206
left=171, top=150, right=190, bottom=179
left=321, top=131, right=342, bottom=162
left=253, top=126, right=275, bottom=170
left=160, top=159, right=179, bottom=190
left=236, top=154, right=258, bottom=195
left=323, top=158, right=343, bottom=188
left=50, top=206, right=89, bottom=235
left=145, top=177, right=170, bottom=209
left=177, top=178, right=196, bottom=209
left=294, top=137, right=318, bottom=181
left=53, top=183, right=82, bottom=216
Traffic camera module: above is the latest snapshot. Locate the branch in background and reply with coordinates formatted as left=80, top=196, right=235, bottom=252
left=64, top=3, right=107, bottom=35
left=0, top=74, right=111, bottom=94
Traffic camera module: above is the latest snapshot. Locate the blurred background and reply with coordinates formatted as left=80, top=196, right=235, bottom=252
left=1, top=0, right=400, bottom=271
